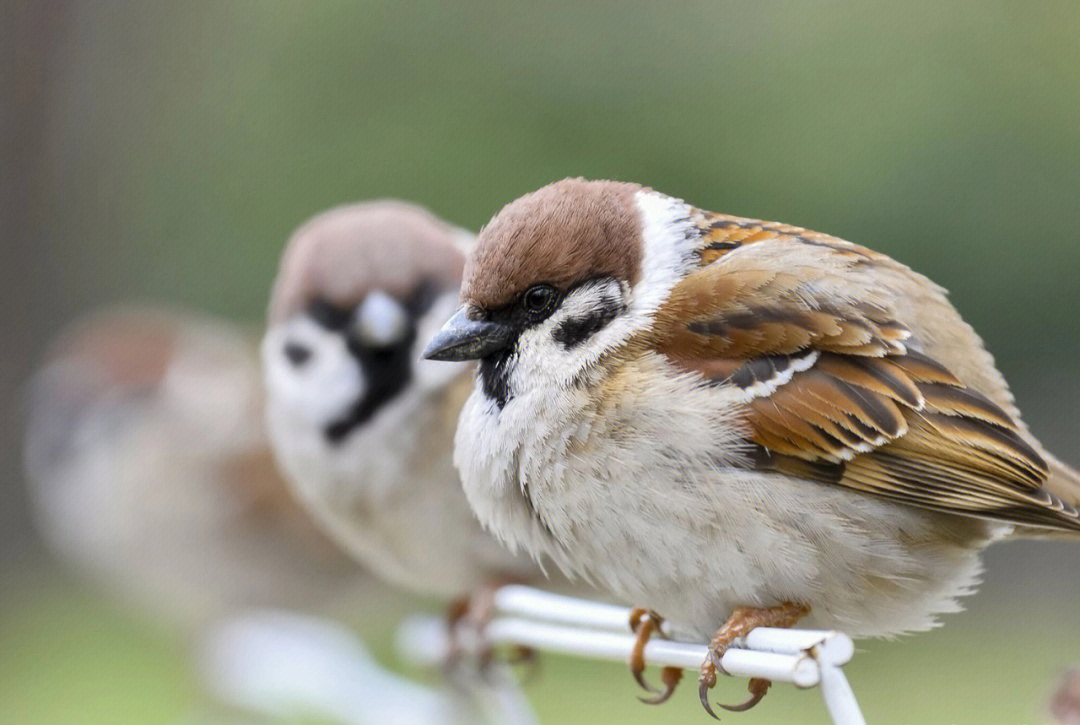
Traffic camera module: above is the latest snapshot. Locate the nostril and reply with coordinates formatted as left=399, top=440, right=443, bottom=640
left=283, top=341, right=312, bottom=367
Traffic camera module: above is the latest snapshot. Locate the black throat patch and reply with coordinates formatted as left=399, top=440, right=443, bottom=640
left=314, top=284, right=440, bottom=444
left=324, top=327, right=417, bottom=443
left=478, top=349, right=515, bottom=409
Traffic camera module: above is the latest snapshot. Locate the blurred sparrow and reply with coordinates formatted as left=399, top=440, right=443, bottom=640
left=24, top=307, right=355, bottom=628
left=424, top=178, right=1080, bottom=713
left=1051, top=669, right=1080, bottom=725
left=262, top=201, right=540, bottom=606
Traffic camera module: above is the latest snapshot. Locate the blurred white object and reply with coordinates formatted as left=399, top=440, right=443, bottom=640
left=399, top=585, right=865, bottom=725
left=23, top=306, right=360, bottom=628
left=202, top=610, right=538, bottom=725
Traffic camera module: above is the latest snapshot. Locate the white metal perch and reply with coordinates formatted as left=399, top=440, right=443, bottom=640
left=201, top=609, right=540, bottom=725
left=398, top=585, right=866, bottom=725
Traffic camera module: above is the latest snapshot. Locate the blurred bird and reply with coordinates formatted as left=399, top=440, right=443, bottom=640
left=24, top=307, right=359, bottom=629
left=261, top=201, right=543, bottom=609
left=1051, top=669, right=1080, bottom=725
left=423, top=178, right=1080, bottom=714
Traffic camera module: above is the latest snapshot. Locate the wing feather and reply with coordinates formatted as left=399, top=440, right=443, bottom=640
left=658, top=228, right=1079, bottom=532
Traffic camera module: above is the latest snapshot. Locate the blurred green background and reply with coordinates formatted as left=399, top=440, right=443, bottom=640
left=3, top=1, right=1080, bottom=723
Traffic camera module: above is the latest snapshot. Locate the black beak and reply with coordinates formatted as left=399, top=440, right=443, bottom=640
left=422, top=306, right=512, bottom=361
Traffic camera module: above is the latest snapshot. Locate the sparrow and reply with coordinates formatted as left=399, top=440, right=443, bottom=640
left=261, top=201, right=540, bottom=604
left=424, top=177, right=1080, bottom=714
left=24, top=306, right=356, bottom=629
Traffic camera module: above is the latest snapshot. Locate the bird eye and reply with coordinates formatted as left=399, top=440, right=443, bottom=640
left=521, top=284, right=558, bottom=316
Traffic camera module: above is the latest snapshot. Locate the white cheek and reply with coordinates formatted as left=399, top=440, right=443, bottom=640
left=261, top=317, right=364, bottom=428
left=513, top=323, right=572, bottom=387
left=511, top=279, right=628, bottom=390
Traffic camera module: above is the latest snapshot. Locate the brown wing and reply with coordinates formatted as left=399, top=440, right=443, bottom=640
left=658, top=230, right=1080, bottom=533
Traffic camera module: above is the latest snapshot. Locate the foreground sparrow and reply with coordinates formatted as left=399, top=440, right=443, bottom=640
left=262, top=201, right=540, bottom=604
left=24, top=307, right=355, bottom=628
left=424, top=178, right=1080, bottom=713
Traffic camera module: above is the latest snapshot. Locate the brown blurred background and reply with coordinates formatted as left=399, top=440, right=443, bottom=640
left=3, top=2, right=1079, bottom=724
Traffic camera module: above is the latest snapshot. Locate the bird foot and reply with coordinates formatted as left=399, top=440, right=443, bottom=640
left=627, top=607, right=683, bottom=704
left=443, top=596, right=472, bottom=671
left=444, top=580, right=537, bottom=681
left=697, top=602, right=809, bottom=719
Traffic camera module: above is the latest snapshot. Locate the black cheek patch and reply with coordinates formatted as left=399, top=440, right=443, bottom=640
left=551, top=295, right=624, bottom=348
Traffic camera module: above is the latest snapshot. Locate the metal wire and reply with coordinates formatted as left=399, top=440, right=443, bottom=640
left=398, top=585, right=867, bottom=725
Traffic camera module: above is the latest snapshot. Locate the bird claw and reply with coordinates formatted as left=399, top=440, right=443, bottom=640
left=718, top=678, right=771, bottom=712
left=698, top=677, right=722, bottom=720
left=632, top=668, right=661, bottom=695
left=697, top=649, right=722, bottom=719
left=503, top=644, right=540, bottom=684
left=638, top=666, right=683, bottom=705
left=698, top=657, right=769, bottom=716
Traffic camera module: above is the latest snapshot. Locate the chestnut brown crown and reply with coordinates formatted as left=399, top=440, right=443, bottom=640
left=462, top=178, right=645, bottom=311
left=269, top=200, right=466, bottom=324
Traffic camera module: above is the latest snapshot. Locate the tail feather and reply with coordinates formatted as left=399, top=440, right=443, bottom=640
left=1012, top=453, right=1080, bottom=539
left=1046, top=453, right=1080, bottom=507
